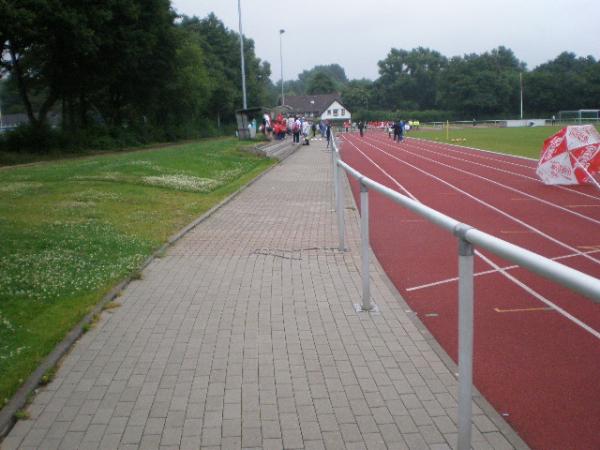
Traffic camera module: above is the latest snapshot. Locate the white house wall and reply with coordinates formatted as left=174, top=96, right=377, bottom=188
left=320, top=101, right=351, bottom=121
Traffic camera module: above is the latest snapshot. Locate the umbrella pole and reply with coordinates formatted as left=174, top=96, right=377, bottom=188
left=573, top=158, right=600, bottom=191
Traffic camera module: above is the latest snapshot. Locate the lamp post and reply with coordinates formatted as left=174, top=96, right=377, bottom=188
left=237, top=0, right=247, bottom=110
left=279, top=29, right=285, bottom=106
left=519, top=72, right=523, bottom=120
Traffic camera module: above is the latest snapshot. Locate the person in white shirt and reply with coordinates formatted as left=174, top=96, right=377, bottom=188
left=262, top=113, right=272, bottom=139
left=292, top=117, right=302, bottom=144
left=301, top=119, right=311, bottom=145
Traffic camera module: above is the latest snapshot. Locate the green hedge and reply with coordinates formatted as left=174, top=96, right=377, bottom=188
left=0, top=120, right=235, bottom=155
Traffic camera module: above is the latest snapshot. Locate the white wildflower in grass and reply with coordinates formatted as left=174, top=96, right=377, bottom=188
left=58, top=200, right=96, bottom=209
left=73, top=190, right=121, bottom=201
left=0, top=222, right=150, bottom=303
left=216, top=168, right=244, bottom=182
left=0, top=311, right=14, bottom=332
left=73, top=173, right=122, bottom=182
left=0, top=182, right=43, bottom=193
left=126, top=160, right=162, bottom=171
left=142, top=174, right=220, bottom=192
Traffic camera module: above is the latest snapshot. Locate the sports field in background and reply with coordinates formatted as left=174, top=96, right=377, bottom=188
left=410, top=125, right=600, bottom=159
left=0, top=138, right=275, bottom=404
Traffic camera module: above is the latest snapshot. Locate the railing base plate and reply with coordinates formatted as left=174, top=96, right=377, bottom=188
left=354, top=303, right=379, bottom=314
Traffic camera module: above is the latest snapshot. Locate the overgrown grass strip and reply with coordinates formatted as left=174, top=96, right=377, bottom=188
left=0, top=137, right=275, bottom=404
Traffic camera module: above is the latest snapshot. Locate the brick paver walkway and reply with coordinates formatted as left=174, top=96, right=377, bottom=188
left=1, top=140, right=525, bottom=449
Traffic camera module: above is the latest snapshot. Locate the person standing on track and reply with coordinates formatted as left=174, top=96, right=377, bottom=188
left=392, top=120, right=400, bottom=141
left=358, top=121, right=364, bottom=137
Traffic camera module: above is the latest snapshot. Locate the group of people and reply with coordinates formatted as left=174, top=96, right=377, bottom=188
left=259, top=112, right=420, bottom=147
left=261, top=112, right=334, bottom=147
left=348, top=119, right=410, bottom=142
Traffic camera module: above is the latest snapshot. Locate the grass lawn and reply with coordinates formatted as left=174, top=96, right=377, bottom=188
left=410, top=125, right=600, bottom=159
left=0, top=137, right=276, bottom=404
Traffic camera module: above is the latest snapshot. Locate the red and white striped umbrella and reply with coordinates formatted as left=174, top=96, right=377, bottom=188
left=536, top=125, right=600, bottom=189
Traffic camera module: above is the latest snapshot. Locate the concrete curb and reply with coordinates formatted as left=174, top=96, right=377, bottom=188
left=0, top=147, right=297, bottom=440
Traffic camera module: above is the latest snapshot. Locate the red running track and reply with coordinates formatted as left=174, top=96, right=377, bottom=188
left=339, top=131, right=600, bottom=450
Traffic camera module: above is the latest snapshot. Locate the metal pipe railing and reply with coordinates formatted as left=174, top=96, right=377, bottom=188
left=330, top=134, right=600, bottom=450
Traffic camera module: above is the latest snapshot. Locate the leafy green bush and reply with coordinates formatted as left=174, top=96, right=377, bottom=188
left=0, top=124, right=61, bottom=154
left=0, top=120, right=237, bottom=158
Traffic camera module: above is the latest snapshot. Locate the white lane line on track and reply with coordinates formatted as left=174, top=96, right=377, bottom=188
left=406, top=249, right=600, bottom=292
left=408, top=134, right=538, bottom=162
left=341, top=139, right=417, bottom=201
left=352, top=135, right=600, bottom=265
left=473, top=250, right=600, bottom=340
left=408, top=136, right=600, bottom=202
left=369, top=135, right=600, bottom=224
left=414, top=138, right=536, bottom=170
left=341, top=134, right=600, bottom=340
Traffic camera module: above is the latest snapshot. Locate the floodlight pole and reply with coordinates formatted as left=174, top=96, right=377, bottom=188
left=520, top=72, right=523, bottom=120
left=237, top=0, right=247, bottom=110
left=280, top=29, right=285, bottom=106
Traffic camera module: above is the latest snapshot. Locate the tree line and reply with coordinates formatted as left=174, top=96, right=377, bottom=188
left=2, top=1, right=599, bottom=153
left=1, top=1, right=274, bottom=151
left=281, top=48, right=600, bottom=122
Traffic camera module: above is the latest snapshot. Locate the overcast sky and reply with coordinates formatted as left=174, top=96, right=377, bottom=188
left=171, top=0, right=600, bottom=82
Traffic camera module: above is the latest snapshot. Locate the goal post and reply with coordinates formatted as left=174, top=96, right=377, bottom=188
left=557, top=109, right=600, bottom=124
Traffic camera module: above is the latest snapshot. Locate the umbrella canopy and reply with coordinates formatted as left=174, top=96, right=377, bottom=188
left=536, top=125, right=600, bottom=188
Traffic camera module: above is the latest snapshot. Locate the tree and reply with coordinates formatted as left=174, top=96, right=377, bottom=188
left=341, top=79, right=373, bottom=111
left=437, top=47, right=524, bottom=117
left=1, top=0, right=61, bottom=127
left=374, top=47, right=447, bottom=110
left=180, top=14, right=273, bottom=126
left=1, top=0, right=179, bottom=131
left=152, top=26, right=210, bottom=135
left=306, top=72, right=337, bottom=95
left=525, top=52, right=599, bottom=114
left=279, top=64, right=349, bottom=95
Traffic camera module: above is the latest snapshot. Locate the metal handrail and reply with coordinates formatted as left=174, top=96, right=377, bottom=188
left=330, top=134, right=600, bottom=450
left=337, top=157, right=600, bottom=302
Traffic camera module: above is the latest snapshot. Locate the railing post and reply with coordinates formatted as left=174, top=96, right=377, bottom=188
left=335, top=153, right=346, bottom=251
left=455, top=225, right=475, bottom=450
left=333, top=143, right=339, bottom=212
left=359, top=181, right=373, bottom=311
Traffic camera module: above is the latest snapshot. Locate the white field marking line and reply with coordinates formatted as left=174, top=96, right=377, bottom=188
left=346, top=134, right=600, bottom=340
left=412, top=137, right=600, bottom=202
left=376, top=134, right=600, bottom=212
left=474, top=249, right=600, bottom=340
left=410, top=136, right=538, bottom=162
left=411, top=140, right=600, bottom=219
left=409, top=136, right=600, bottom=202
left=340, top=136, right=417, bottom=200
left=357, top=136, right=600, bottom=266
left=368, top=135, right=600, bottom=226
left=376, top=136, right=539, bottom=180
left=414, top=138, right=536, bottom=170
left=406, top=248, right=600, bottom=292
